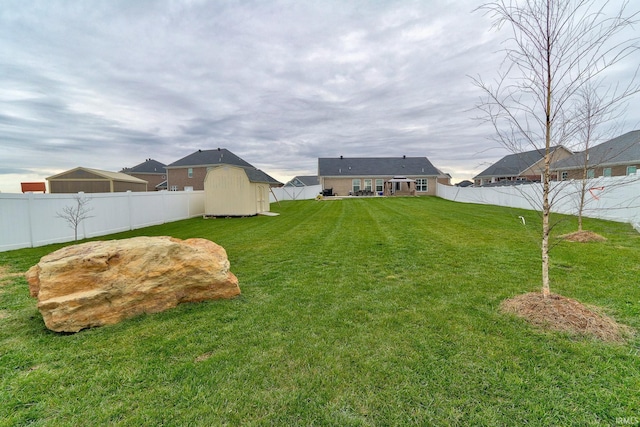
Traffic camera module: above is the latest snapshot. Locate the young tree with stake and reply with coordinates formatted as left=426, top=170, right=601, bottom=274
left=473, top=0, right=639, bottom=298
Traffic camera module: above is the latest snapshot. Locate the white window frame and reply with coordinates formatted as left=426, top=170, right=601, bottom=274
left=364, top=179, right=372, bottom=191
left=188, top=168, right=193, bottom=178
left=603, top=167, right=612, bottom=177
left=352, top=179, right=361, bottom=193
left=627, top=166, right=637, bottom=175
left=416, top=178, right=428, bottom=192
left=375, top=179, right=383, bottom=192
left=170, top=185, right=178, bottom=191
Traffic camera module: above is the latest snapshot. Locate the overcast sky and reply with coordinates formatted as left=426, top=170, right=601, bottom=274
left=1, top=0, right=639, bottom=192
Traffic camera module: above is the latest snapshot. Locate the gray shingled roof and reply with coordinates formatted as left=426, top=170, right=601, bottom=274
left=551, top=130, right=640, bottom=170
left=166, top=149, right=254, bottom=168
left=285, top=175, right=319, bottom=186
left=243, top=168, right=282, bottom=185
left=318, top=157, right=443, bottom=177
left=121, top=159, right=166, bottom=174
left=474, top=146, right=563, bottom=179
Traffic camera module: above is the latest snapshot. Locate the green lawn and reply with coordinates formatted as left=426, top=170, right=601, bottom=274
left=1, top=197, right=639, bottom=426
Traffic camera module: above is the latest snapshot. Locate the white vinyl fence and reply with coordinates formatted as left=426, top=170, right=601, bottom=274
left=1, top=191, right=205, bottom=251
left=437, top=175, right=640, bottom=231
left=270, top=185, right=322, bottom=202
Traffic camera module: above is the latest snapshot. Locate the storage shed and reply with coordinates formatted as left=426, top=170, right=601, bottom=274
left=204, top=165, right=274, bottom=216
left=47, top=167, right=148, bottom=193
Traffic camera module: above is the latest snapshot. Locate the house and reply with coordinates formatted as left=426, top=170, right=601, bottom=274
left=284, top=176, right=319, bottom=187
left=47, top=167, right=148, bottom=193
left=551, top=130, right=640, bottom=180
left=473, top=146, right=573, bottom=186
left=121, top=159, right=167, bottom=191
left=203, top=165, right=275, bottom=216
left=165, top=148, right=280, bottom=191
left=317, top=156, right=451, bottom=196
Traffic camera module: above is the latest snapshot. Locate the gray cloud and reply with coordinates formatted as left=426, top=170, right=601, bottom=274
left=0, top=0, right=638, bottom=191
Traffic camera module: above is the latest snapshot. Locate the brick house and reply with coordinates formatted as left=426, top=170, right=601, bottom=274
left=473, top=146, right=573, bottom=186
left=165, top=148, right=280, bottom=191
left=318, top=156, right=451, bottom=196
left=551, top=130, right=640, bottom=180
left=121, top=158, right=167, bottom=191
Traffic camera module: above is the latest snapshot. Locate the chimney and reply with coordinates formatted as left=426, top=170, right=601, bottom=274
left=340, top=155, right=343, bottom=159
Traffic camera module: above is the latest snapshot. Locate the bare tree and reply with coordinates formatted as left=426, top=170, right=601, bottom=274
left=473, top=0, right=639, bottom=298
left=56, top=194, right=94, bottom=241
left=570, top=81, right=639, bottom=231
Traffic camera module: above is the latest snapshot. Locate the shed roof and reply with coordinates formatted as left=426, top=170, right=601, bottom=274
left=551, top=130, right=640, bottom=170
left=474, top=146, right=565, bottom=179
left=318, top=157, right=444, bottom=177
left=166, top=148, right=254, bottom=168
left=244, top=168, right=282, bottom=185
left=47, top=167, right=148, bottom=183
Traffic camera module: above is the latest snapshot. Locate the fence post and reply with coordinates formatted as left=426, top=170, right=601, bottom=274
left=27, top=192, right=36, bottom=248
left=127, top=191, right=133, bottom=230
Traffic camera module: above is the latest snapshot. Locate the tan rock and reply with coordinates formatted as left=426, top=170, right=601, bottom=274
left=26, top=236, right=240, bottom=332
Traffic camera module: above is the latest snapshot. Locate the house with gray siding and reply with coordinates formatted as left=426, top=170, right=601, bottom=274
left=165, top=148, right=280, bottom=191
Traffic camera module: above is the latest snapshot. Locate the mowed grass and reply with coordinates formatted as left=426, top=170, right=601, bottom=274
left=1, top=197, right=639, bottom=426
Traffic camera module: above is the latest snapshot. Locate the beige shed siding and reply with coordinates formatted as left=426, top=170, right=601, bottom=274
left=49, top=180, right=111, bottom=194
left=113, top=180, right=147, bottom=192
left=204, top=166, right=271, bottom=216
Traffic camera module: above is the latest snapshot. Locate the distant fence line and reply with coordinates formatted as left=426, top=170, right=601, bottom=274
left=436, top=175, right=640, bottom=232
left=4, top=178, right=637, bottom=252
left=269, top=185, right=321, bottom=203
left=1, top=191, right=205, bottom=252
left=0, top=186, right=323, bottom=252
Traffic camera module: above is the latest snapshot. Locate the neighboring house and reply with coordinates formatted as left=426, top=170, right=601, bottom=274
left=317, top=156, right=451, bottom=196
left=551, top=130, right=640, bottom=180
left=165, top=148, right=281, bottom=191
left=473, top=146, right=573, bottom=186
left=284, top=176, right=319, bottom=187
left=121, top=158, right=167, bottom=191
left=47, top=167, right=148, bottom=193
left=203, top=165, right=274, bottom=216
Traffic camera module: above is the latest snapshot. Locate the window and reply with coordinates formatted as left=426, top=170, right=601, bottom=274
left=364, top=179, right=372, bottom=191
left=627, top=166, right=637, bottom=175
left=561, top=171, right=568, bottom=180
left=188, top=168, right=193, bottom=178
left=170, top=185, right=178, bottom=191
left=603, top=168, right=612, bottom=177
left=352, top=179, right=361, bottom=192
left=375, top=179, right=383, bottom=192
left=416, top=178, right=428, bottom=192
left=587, top=169, right=595, bottom=179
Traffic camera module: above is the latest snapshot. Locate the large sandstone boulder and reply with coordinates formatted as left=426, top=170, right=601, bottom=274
left=26, top=236, right=240, bottom=332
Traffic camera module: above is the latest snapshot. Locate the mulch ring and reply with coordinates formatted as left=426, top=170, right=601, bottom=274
left=558, top=230, right=607, bottom=243
left=500, top=292, right=633, bottom=343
